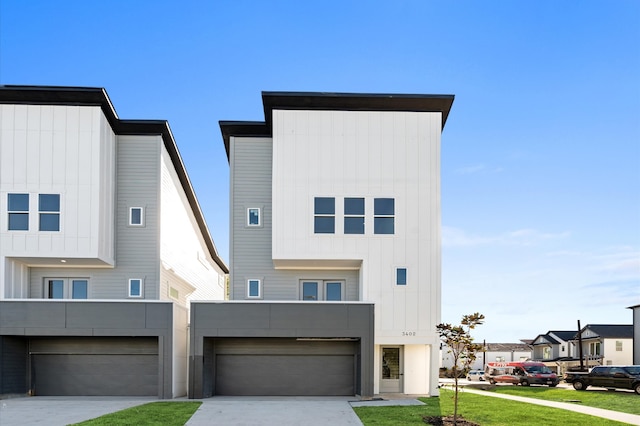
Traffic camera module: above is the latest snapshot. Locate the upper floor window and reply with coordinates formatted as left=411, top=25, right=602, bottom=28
left=8, top=193, right=29, bottom=230
left=45, top=278, right=88, bottom=299
left=314, top=197, right=335, bottom=234
left=396, top=268, right=407, bottom=285
left=589, top=341, right=601, bottom=356
left=129, top=207, right=144, bottom=226
left=374, top=198, right=394, bottom=234
left=247, top=208, right=261, bottom=226
left=300, top=280, right=344, bottom=301
left=616, top=341, right=623, bottom=351
left=344, top=198, right=364, bottom=234
left=129, top=278, right=143, bottom=298
left=247, top=279, right=261, bottom=298
left=39, top=194, right=60, bottom=231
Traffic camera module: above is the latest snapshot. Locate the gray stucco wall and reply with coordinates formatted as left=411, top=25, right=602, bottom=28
left=0, top=300, right=174, bottom=398
left=188, top=301, right=374, bottom=398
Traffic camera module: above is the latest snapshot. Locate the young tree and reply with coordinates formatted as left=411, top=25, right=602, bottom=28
left=436, top=312, right=485, bottom=425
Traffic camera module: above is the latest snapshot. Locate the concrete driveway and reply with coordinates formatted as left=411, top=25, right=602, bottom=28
left=0, top=396, right=369, bottom=426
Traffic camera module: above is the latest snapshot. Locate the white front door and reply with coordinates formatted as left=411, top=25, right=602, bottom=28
left=380, top=346, right=403, bottom=393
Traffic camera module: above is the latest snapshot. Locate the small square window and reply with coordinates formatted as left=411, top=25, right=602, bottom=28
left=247, top=208, right=261, bottom=226
left=247, top=279, right=261, bottom=298
left=8, top=193, right=29, bottom=231
left=130, top=207, right=144, bottom=226
left=129, top=279, right=143, bottom=297
left=314, top=198, right=335, bottom=215
left=396, top=268, right=407, bottom=285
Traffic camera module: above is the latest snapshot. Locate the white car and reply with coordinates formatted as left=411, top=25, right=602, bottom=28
left=466, top=370, right=486, bottom=381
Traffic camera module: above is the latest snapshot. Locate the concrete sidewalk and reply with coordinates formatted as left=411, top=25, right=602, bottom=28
left=461, top=387, right=640, bottom=425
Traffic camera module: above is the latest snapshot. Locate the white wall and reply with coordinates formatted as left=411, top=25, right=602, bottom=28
left=159, top=148, right=225, bottom=304
left=0, top=105, right=116, bottom=297
left=603, top=338, right=633, bottom=365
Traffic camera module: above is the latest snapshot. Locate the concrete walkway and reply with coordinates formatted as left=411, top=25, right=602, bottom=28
left=461, top=387, right=640, bottom=425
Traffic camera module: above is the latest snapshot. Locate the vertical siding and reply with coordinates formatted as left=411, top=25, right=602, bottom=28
left=271, top=109, right=442, bottom=341
left=230, top=137, right=360, bottom=300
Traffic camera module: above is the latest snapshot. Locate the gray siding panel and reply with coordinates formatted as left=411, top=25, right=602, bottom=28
left=28, top=135, right=161, bottom=300
left=230, top=137, right=359, bottom=301
left=0, top=336, right=28, bottom=394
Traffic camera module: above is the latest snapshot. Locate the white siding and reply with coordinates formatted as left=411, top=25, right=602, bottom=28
left=603, top=338, right=633, bottom=365
left=159, top=147, right=225, bottom=304
left=271, top=110, right=442, bottom=342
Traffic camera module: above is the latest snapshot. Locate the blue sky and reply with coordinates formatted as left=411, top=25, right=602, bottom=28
left=1, top=1, right=638, bottom=342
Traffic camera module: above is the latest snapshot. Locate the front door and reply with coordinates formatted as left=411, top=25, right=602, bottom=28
left=380, top=346, right=403, bottom=393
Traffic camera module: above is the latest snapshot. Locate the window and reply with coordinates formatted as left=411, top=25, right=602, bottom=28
left=374, top=198, right=394, bottom=234
left=616, top=341, right=623, bottom=351
left=247, top=279, right=261, bottom=298
left=542, top=346, right=551, bottom=359
left=300, top=280, right=344, bottom=301
left=129, top=279, right=143, bottom=298
left=589, top=341, right=601, bottom=356
left=129, top=207, right=144, bottom=226
left=396, top=268, right=407, bottom=285
left=325, top=281, right=343, bottom=301
left=247, top=208, right=261, bottom=226
left=170, top=287, right=179, bottom=300
left=8, top=193, right=29, bottom=230
left=344, top=198, right=364, bottom=234
left=301, top=281, right=319, bottom=300
left=39, top=194, right=60, bottom=231
left=314, top=197, right=335, bottom=234
left=45, top=278, right=88, bottom=299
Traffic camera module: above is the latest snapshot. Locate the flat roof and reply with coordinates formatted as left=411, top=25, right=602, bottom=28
left=220, top=91, right=455, bottom=160
left=0, top=85, right=228, bottom=273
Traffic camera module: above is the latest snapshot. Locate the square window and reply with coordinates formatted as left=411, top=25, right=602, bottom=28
left=130, top=207, right=144, bottom=226
left=72, top=280, right=88, bottom=299
left=344, top=217, right=364, bottom=234
left=47, top=279, right=64, bottom=299
left=314, top=197, right=335, bottom=215
left=344, top=198, right=364, bottom=215
left=302, top=281, right=319, bottom=301
left=247, top=279, right=261, bottom=298
left=314, top=216, right=335, bottom=233
left=8, top=193, right=29, bottom=231
left=129, top=279, right=143, bottom=297
left=374, top=198, right=394, bottom=216
left=247, top=208, right=261, bottom=226
left=374, top=217, right=394, bottom=234
left=396, top=268, right=407, bottom=285
left=39, top=214, right=60, bottom=231
left=325, top=282, right=342, bottom=301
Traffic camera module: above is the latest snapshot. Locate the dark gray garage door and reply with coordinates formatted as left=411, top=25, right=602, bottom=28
left=30, top=337, right=158, bottom=396
left=213, top=338, right=357, bottom=396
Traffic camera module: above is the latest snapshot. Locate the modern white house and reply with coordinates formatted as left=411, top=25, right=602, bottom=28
left=572, top=324, right=634, bottom=366
left=531, top=331, right=576, bottom=361
left=0, top=86, right=228, bottom=398
left=189, top=91, right=454, bottom=398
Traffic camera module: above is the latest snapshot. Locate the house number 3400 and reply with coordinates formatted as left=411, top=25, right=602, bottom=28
left=402, top=331, right=416, bottom=336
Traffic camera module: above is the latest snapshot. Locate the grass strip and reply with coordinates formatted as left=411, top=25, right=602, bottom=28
left=353, top=389, right=628, bottom=425
left=486, top=386, right=640, bottom=415
left=70, top=401, right=202, bottom=426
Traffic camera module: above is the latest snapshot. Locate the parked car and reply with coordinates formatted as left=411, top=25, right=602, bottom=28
left=466, top=370, right=486, bottom=381
left=564, top=365, right=640, bottom=394
left=485, top=362, right=559, bottom=387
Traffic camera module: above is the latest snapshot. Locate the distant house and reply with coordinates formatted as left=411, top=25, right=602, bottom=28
left=441, top=342, right=532, bottom=371
left=531, top=331, right=576, bottom=361
left=629, top=304, right=640, bottom=364
left=0, top=86, right=228, bottom=398
left=572, top=324, right=634, bottom=366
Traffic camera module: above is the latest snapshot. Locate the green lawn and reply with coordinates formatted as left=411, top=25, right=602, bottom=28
left=70, top=401, right=202, bottom=426
left=488, top=386, right=640, bottom=415
left=353, top=389, right=629, bottom=425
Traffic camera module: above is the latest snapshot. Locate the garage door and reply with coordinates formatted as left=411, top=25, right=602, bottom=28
left=30, top=337, right=158, bottom=396
left=213, top=338, right=357, bottom=396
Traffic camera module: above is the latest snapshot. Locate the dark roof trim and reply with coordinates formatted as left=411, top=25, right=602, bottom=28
left=220, top=91, right=455, bottom=160
left=0, top=85, right=228, bottom=273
